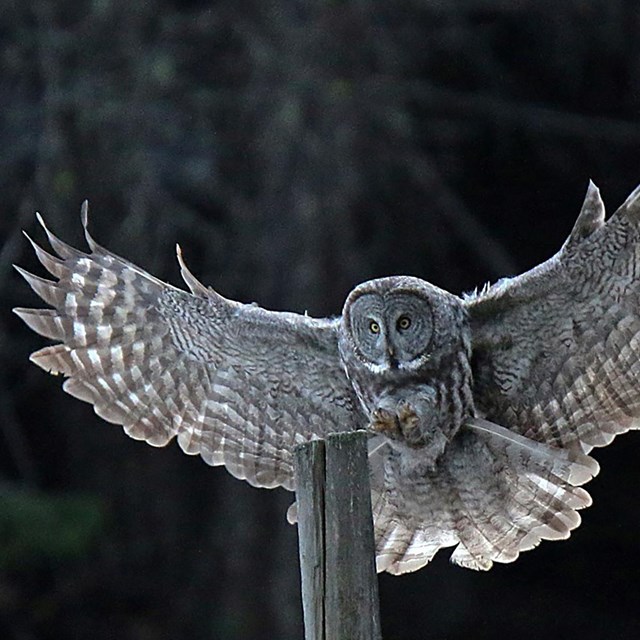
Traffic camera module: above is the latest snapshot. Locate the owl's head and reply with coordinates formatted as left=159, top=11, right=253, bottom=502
left=340, top=276, right=467, bottom=374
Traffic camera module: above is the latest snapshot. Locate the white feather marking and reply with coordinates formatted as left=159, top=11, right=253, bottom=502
left=89, top=298, right=103, bottom=316
left=130, top=365, right=143, bottom=382
left=97, top=324, right=113, bottom=342
left=70, top=350, right=83, bottom=369
left=468, top=417, right=599, bottom=483
left=132, top=341, right=145, bottom=359
left=87, top=348, right=102, bottom=368
left=110, top=345, right=124, bottom=367
left=365, top=362, right=391, bottom=375
left=97, top=378, right=112, bottom=393
left=65, top=292, right=78, bottom=314
left=73, top=321, right=87, bottom=344
left=71, top=272, right=85, bottom=286
left=111, top=371, right=126, bottom=392
left=524, top=474, right=558, bottom=497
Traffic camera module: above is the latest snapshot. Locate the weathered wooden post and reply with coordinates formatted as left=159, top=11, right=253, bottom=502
left=294, top=430, right=382, bottom=640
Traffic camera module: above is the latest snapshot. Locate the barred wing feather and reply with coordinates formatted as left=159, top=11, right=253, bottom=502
left=468, top=182, right=640, bottom=454
left=14, top=205, right=362, bottom=490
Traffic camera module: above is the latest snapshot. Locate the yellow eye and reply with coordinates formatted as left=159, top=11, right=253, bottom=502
left=369, top=320, right=380, bottom=334
left=397, top=316, right=411, bottom=330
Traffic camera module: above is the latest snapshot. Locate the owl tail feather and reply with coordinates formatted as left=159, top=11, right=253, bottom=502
left=467, top=418, right=600, bottom=486
left=441, top=418, right=601, bottom=570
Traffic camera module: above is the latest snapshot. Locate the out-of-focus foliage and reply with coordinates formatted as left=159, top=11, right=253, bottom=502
left=1, top=1, right=639, bottom=639
left=0, top=487, right=103, bottom=567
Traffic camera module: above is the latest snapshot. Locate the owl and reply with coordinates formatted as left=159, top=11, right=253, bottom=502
left=13, top=180, right=640, bottom=573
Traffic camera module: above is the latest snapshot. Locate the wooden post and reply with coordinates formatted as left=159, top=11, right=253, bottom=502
left=295, top=438, right=326, bottom=639
left=294, top=431, right=382, bottom=640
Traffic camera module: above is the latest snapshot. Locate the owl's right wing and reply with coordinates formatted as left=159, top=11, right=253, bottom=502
left=14, top=206, right=364, bottom=490
left=371, top=182, right=640, bottom=574
left=369, top=181, right=640, bottom=575
left=466, top=181, right=640, bottom=454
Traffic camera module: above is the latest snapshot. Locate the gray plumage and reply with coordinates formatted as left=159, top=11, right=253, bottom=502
left=13, top=182, right=640, bottom=574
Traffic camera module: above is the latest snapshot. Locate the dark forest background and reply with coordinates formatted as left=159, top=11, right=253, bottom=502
left=1, top=1, right=640, bottom=639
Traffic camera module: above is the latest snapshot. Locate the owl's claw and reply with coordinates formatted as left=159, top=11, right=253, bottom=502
left=370, top=402, right=422, bottom=445
left=397, top=402, right=419, bottom=434
left=370, top=407, right=401, bottom=438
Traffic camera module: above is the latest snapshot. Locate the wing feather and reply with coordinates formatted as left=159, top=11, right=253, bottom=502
left=381, top=183, right=640, bottom=574
left=14, top=206, right=363, bottom=490
left=467, top=182, right=640, bottom=453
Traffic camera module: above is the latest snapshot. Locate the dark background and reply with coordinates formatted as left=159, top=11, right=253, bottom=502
left=1, top=1, right=640, bottom=638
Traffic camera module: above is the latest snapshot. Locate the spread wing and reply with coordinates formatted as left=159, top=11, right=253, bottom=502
left=13, top=205, right=363, bottom=490
left=371, top=182, right=640, bottom=574
left=467, top=181, right=640, bottom=453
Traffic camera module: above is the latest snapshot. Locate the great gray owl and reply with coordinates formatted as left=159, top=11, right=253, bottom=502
left=13, top=181, right=640, bottom=573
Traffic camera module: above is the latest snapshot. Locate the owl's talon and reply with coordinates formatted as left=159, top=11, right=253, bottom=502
left=370, top=402, right=424, bottom=445
left=397, top=402, right=419, bottom=432
left=370, top=407, right=401, bottom=437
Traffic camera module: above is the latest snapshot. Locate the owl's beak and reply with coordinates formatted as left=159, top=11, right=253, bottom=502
left=387, top=345, right=398, bottom=368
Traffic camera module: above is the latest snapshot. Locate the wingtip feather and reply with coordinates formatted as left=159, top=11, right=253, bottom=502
left=13, top=307, right=64, bottom=341
left=12, top=265, right=61, bottom=307
left=35, top=211, right=45, bottom=230
left=80, top=200, right=99, bottom=252
left=619, top=182, right=640, bottom=220
left=176, top=243, right=210, bottom=297
left=81, top=200, right=89, bottom=228
left=564, top=180, right=606, bottom=248
left=35, top=212, right=88, bottom=260
left=20, top=231, right=67, bottom=278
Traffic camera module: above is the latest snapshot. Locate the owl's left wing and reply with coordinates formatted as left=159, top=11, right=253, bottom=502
left=373, top=182, right=640, bottom=574
left=14, top=206, right=363, bottom=491
left=466, top=181, right=640, bottom=454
